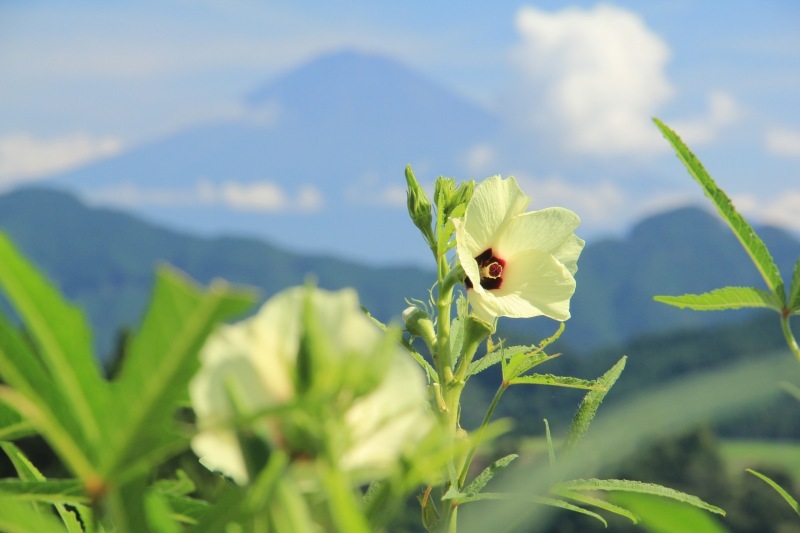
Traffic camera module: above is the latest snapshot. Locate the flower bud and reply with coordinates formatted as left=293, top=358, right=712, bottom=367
left=405, top=165, right=434, bottom=245
left=402, top=305, right=437, bottom=351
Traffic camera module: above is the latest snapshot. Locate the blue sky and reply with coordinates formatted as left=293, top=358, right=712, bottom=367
left=1, top=1, right=799, bottom=256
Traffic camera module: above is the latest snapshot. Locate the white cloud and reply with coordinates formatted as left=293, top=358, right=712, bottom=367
left=734, top=192, right=800, bottom=231
left=87, top=180, right=324, bottom=213
left=667, top=91, right=741, bottom=145
left=463, top=143, right=496, bottom=175
left=345, top=172, right=407, bottom=207
left=510, top=4, right=673, bottom=155
left=764, top=127, right=800, bottom=157
left=0, top=133, right=122, bottom=187
left=514, top=173, right=626, bottom=226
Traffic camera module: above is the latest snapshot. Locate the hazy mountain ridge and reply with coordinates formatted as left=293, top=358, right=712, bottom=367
left=43, top=50, right=501, bottom=265
left=1, top=187, right=797, bottom=362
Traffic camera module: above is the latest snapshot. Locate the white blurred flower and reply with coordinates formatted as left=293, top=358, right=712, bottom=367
left=190, top=286, right=435, bottom=485
left=452, top=175, right=584, bottom=323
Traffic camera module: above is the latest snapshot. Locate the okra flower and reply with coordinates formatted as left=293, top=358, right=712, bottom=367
left=190, top=286, right=435, bottom=485
left=452, top=175, right=584, bottom=323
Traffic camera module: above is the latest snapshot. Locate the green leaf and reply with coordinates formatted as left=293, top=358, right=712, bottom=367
left=463, top=454, right=518, bottom=497
left=0, top=496, right=65, bottom=533
left=153, top=470, right=196, bottom=496
left=654, top=286, right=782, bottom=312
left=470, top=345, right=558, bottom=378
left=145, top=491, right=182, bottom=533
left=160, top=493, right=210, bottom=524
left=544, top=419, right=555, bottom=468
left=746, top=468, right=800, bottom=517
left=0, top=321, right=96, bottom=478
left=790, top=259, right=800, bottom=313
left=0, top=443, right=89, bottom=533
left=0, top=232, right=107, bottom=447
left=653, top=119, right=785, bottom=303
left=557, top=478, right=725, bottom=516
left=445, top=492, right=607, bottom=527
left=0, top=479, right=88, bottom=505
left=555, top=489, right=640, bottom=524
left=610, top=492, right=726, bottom=533
left=104, top=266, right=256, bottom=477
left=0, top=403, right=34, bottom=441
left=508, top=374, right=604, bottom=390
left=563, top=357, right=626, bottom=452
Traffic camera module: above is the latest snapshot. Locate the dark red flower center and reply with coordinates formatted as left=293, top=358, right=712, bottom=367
left=465, top=248, right=505, bottom=291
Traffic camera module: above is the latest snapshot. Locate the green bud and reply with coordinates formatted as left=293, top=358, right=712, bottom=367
left=402, top=305, right=437, bottom=352
left=405, top=165, right=434, bottom=245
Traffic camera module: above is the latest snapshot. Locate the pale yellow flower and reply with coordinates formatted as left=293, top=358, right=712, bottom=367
left=452, top=175, right=584, bottom=323
left=190, top=286, right=434, bottom=484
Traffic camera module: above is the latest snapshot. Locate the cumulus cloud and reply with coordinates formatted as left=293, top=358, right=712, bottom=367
left=734, top=192, right=800, bottom=232
left=510, top=4, right=673, bottom=155
left=87, top=180, right=323, bottom=213
left=764, top=127, right=800, bottom=157
left=667, top=91, right=741, bottom=145
left=514, top=173, right=626, bottom=226
left=0, top=133, right=123, bottom=187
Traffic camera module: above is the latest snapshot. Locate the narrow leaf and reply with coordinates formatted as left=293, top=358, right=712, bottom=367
left=790, top=259, right=800, bottom=313
left=105, top=266, right=256, bottom=477
left=161, top=493, right=210, bottom=524
left=746, top=468, right=800, bottom=517
left=654, top=286, right=782, bottom=312
left=0, top=479, right=88, bottom=505
left=564, top=357, right=626, bottom=452
left=0, top=443, right=87, bottom=533
left=653, top=118, right=785, bottom=302
left=558, top=478, right=725, bottom=516
left=0, top=496, right=64, bottom=533
left=463, top=454, right=518, bottom=497
left=544, top=419, right=555, bottom=468
left=508, top=374, right=604, bottom=390
left=0, top=231, right=106, bottom=447
left=448, top=492, right=607, bottom=527
left=556, top=489, right=640, bottom=524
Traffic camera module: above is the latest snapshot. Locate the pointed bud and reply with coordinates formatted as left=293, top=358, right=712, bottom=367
left=405, top=165, right=434, bottom=246
left=402, top=305, right=437, bottom=352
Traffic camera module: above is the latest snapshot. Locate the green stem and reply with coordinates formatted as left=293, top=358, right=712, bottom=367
left=780, top=310, right=800, bottom=364
left=458, top=382, right=508, bottom=488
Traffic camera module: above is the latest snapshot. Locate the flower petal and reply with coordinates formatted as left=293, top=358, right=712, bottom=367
left=553, top=234, right=585, bottom=276
left=468, top=250, right=576, bottom=321
left=495, top=207, right=581, bottom=259
left=453, top=217, right=483, bottom=294
left=458, top=175, right=530, bottom=257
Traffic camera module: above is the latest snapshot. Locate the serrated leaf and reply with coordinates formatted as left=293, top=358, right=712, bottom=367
left=654, top=119, right=785, bottom=303
left=462, top=454, right=518, bottom=497
left=446, top=492, right=607, bottom=526
left=555, top=489, right=640, bottom=524
left=0, top=231, right=107, bottom=449
left=0, top=496, right=64, bottom=533
left=790, top=259, right=800, bottom=313
left=746, top=468, right=800, bottom=517
left=0, top=479, right=87, bottom=505
left=564, top=357, right=626, bottom=452
left=0, top=443, right=87, bottom=533
left=508, top=374, right=604, bottom=390
left=557, top=478, right=725, bottom=516
left=103, top=266, right=256, bottom=478
left=654, top=286, right=783, bottom=312
left=450, top=316, right=465, bottom=367
left=610, top=492, right=726, bottom=533
left=161, top=493, right=211, bottom=524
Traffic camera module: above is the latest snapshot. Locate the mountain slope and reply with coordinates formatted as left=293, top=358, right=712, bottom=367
left=43, top=50, right=500, bottom=266
left=1, top=188, right=798, bottom=362
left=0, top=187, right=432, bottom=361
